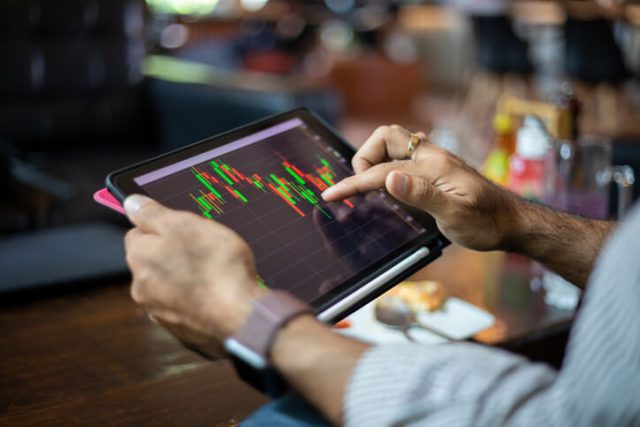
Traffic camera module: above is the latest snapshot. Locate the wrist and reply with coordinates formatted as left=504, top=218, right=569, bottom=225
left=270, top=314, right=323, bottom=368
left=501, top=196, right=558, bottom=256
left=492, top=190, right=530, bottom=253
left=270, top=314, right=370, bottom=425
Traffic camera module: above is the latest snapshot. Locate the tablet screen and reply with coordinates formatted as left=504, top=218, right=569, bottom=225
left=132, top=117, right=427, bottom=304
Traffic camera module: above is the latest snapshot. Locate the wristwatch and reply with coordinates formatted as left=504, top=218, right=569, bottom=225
left=224, top=290, right=313, bottom=396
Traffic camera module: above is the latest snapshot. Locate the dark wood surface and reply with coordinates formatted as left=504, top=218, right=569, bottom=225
left=0, top=244, right=575, bottom=426
left=0, top=285, right=267, bottom=426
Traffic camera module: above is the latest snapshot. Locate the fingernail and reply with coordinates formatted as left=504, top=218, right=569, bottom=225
left=391, top=173, right=408, bottom=194
left=321, top=186, right=337, bottom=200
left=124, top=194, right=148, bottom=214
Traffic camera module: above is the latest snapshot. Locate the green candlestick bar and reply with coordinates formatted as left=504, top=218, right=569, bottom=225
left=188, top=155, right=355, bottom=219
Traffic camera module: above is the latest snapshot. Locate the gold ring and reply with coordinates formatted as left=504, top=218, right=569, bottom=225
left=407, top=133, right=423, bottom=154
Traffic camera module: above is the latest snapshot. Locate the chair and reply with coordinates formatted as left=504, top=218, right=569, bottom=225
left=563, top=13, right=632, bottom=136
left=471, top=14, right=533, bottom=76
left=564, top=16, right=629, bottom=85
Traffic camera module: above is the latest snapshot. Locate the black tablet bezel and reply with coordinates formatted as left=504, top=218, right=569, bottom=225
left=107, top=108, right=447, bottom=313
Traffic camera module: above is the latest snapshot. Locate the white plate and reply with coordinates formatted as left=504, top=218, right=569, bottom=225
left=337, top=297, right=495, bottom=344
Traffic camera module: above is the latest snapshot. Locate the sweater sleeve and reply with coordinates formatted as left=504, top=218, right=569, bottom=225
left=344, top=342, right=560, bottom=426
left=345, top=203, right=640, bottom=427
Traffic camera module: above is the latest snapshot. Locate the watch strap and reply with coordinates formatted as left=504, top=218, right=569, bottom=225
left=224, top=290, right=312, bottom=370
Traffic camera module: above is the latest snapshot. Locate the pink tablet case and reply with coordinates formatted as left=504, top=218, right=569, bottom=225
left=93, top=188, right=125, bottom=215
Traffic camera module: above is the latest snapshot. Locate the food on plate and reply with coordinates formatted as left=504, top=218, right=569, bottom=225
left=383, top=280, right=448, bottom=312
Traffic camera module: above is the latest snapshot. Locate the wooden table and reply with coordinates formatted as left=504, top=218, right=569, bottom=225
left=0, top=286, right=267, bottom=426
left=0, top=244, right=574, bottom=426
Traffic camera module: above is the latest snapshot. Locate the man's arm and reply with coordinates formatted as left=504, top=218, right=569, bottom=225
left=322, top=125, right=614, bottom=288
left=275, top=204, right=640, bottom=427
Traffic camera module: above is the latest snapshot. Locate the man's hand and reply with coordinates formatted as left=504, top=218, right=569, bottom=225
left=323, top=125, right=614, bottom=288
left=322, top=125, right=520, bottom=252
left=123, top=195, right=266, bottom=358
left=122, top=195, right=367, bottom=425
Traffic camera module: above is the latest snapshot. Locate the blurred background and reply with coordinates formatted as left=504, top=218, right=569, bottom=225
left=1, top=0, right=640, bottom=295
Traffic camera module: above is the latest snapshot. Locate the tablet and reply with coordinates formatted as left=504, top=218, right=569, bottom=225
left=107, top=108, right=448, bottom=322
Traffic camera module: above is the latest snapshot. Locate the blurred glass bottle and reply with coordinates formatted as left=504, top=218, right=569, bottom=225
left=508, top=116, right=551, bottom=202
left=549, top=84, right=634, bottom=219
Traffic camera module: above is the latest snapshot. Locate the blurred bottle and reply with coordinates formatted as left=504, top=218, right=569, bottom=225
left=483, top=113, right=515, bottom=186
left=542, top=82, right=582, bottom=211
left=493, top=112, right=516, bottom=154
left=551, top=81, right=581, bottom=141
left=508, top=116, right=551, bottom=201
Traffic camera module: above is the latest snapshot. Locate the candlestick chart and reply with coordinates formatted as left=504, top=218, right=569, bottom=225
left=189, top=156, right=355, bottom=221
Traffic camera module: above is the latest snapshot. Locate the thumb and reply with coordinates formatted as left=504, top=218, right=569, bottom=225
left=385, top=171, right=447, bottom=217
left=123, top=194, right=167, bottom=233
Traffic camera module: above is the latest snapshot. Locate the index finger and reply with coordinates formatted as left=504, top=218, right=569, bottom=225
left=352, top=125, right=416, bottom=173
left=322, top=161, right=407, bottom=201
